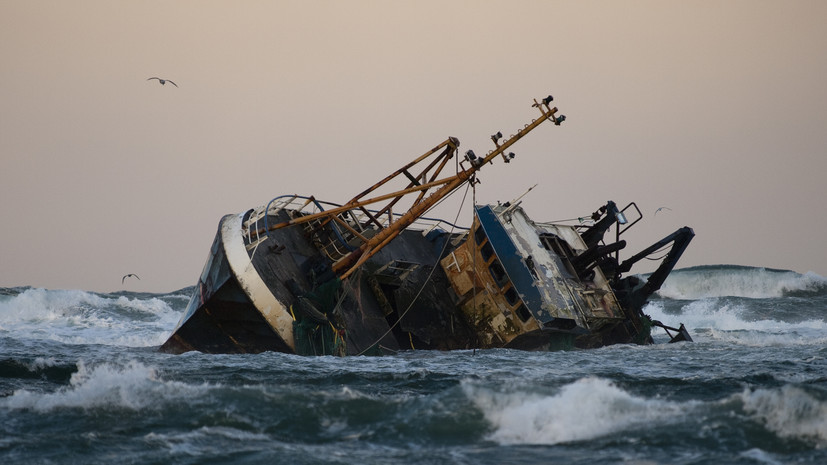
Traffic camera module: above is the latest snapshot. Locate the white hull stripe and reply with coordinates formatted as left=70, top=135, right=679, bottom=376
left=221, top=213, right=295, bottom=351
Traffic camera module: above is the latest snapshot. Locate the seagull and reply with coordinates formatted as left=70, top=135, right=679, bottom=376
left=654, top=207, right=672, bottom=216
left=122, top=273, right=141, bottom=284
left=147, top=77, right=178, bottom=87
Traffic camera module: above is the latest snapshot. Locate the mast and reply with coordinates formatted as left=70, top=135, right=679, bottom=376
left=258, top=95, right=566, bottom=279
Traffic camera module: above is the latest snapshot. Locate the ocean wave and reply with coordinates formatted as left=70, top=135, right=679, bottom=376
left=1, top=360, right=205, bottom=412
left=0, top=288, right=168, bottom=321
left=655, top=265, right=827, bottom=299
left=738, top=385, right=827, bottom=446
left=464, top=377, right=688, bottom=445
left=465, top=376, right=827, bottom=448
left=0, top=288, right=181, bottom=347
left=0, top=357, right=75, bottom=384
left=144, top=426, right=272, bottom=457
left=645, top=300, right=827, bottom=346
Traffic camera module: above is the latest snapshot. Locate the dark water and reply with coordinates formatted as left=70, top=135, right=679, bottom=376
left=1, top=265, right=826, bottom=464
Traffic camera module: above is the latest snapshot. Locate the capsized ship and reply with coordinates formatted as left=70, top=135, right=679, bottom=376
left=161, top=96, right=694, bottom=355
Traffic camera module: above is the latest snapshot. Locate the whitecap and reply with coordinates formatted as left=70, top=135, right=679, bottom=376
left=739, top=385, right=827, bottom=446
left=655, top=266, right=826, bottom=300
left=0, top=288, right=181, bottom=347
left=1, top=360, right=206, bottom=411
left=144, top=426, right=272, bottom=457
left=644, top=299, right=827, bottom=346
left=25, top=357, right=60, bottom=372
left=464, top=377, right=689, bottom=445
left=739, top=448, right=786, bottom=465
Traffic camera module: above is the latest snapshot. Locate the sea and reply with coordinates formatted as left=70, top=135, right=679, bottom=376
left=1, top=264, right=825, bottom=464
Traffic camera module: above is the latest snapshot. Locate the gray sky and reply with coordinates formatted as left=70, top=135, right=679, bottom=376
left=2, top=1, right=826, bottom=293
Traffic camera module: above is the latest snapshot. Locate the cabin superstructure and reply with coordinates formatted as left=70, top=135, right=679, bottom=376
left=442, top=203, right=629, bottom=349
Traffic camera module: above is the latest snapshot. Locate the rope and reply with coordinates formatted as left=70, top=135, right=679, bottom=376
left=643, top=244, right=672, bottom=261
left=355, top=180, right=473, bottom=355
left=471, top=179, right=479, bottom=354
left=543, top=216, right=593, bottom=224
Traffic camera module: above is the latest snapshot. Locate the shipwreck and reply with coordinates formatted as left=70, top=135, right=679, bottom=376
left=161, top=95, right=694, bottom=356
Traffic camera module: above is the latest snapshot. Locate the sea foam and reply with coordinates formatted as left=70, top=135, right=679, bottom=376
left=645, top=299, right=827, bottom=346
left=0, top=288, right=180, bottom=346
left=144, top=426, right=272, bottom=457
left=1, top=360, right=204, bottom=412
left=466, top=376, right=827, bottom=448
left=464, top=377, right=686, bottom=445
left=738, top=385, right=827, bottom=446
left=656, top=266, right=826, bottom=299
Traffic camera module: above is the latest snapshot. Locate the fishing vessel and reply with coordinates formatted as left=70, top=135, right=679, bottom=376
left=161, top=96, right=693, bottom=355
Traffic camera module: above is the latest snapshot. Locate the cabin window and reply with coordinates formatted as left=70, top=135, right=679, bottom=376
left=504, top=287, right=519, bottom=306
left=540, top=233, right=575, bottom=259
left=480, top=241, right=494, bottom=262
left=515, top=304, right=532, bottom=322
left=488, top=260, right=509, bottom=288
left=474, top=225, right=487, bottom=245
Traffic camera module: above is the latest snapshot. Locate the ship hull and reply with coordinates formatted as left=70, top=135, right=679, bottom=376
left=161, top=213, right=295, bottom=354
left=162, top=198, right=691, bottom=355
left=162, top=208, right=472, bottom=355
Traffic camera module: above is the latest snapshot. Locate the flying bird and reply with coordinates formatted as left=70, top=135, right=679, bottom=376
left=147, top=77, right=178, bottom=87
left=122, top=273, right=141, bottom=284
left=654, top=207, right=672, bottom=215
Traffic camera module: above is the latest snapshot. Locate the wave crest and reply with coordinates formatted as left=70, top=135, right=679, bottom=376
left=739, top=385, right=827, bottom=445
left=0, top=288, right=181, bottom=346
left=464, top=377, right=685, bottom=445
left=655, top=265, right=826, bottom=299
left=1, top=360, right=202, bottom=411
left=464, top=376, right=827, bottom=447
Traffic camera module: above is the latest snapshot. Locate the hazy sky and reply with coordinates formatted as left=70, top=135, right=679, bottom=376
left=2, top=1, right=826, bottom=293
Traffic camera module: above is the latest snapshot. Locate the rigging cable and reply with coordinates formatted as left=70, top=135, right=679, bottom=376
left=471, top=177, right=479, bottom=354
left=643, top=244, right=673, bottom=261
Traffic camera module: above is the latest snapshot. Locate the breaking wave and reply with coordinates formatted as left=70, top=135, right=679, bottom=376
left=1, top=360, right=203, bottom=411
left=738, top=385, right=827, bottom=445
left=464, top=377, right=688, bottom=445
left=645, top=297, right=827, bottom=347
left=465, top=377, right=827, bottom=447
left=0, top=357, right=76, bottom=384
left=655, top=265, right=827, bottom=300
left=0, top=287, right=185, bottom=347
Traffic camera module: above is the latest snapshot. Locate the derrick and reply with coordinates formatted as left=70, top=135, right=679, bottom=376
left=254, top=96, right=566, bottom=279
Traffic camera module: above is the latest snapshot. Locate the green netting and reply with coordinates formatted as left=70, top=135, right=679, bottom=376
left=293, top=319, right=346, bottom=356
left=634, top=315, right=654, bottom=345
left=547, top=333, right=575, bottom=351
left=292, top=278, right=347, bottom=356
left=357, top=342, right=383, bottom=357
left=307, top=277, right=342, bottom=309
